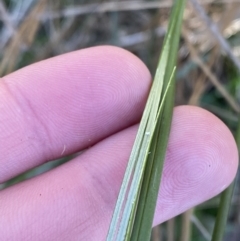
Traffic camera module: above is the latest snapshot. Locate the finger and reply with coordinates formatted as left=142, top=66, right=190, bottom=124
left=0, top=106, right=238, bottom=241
left=0, top=46, right=151, bottom=182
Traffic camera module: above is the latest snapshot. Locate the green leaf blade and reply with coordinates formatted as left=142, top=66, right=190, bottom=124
left=106, top=1, right=187, bottom=240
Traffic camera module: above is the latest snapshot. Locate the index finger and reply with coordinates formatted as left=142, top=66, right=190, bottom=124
left=0, top=46, right=151, bottom=183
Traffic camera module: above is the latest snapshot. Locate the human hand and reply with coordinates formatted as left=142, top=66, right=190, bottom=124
left=0, top=46, right=238, bottom=241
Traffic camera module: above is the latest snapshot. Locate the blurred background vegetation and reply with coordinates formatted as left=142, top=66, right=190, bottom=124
left=0, top=0, right=240, bottom=240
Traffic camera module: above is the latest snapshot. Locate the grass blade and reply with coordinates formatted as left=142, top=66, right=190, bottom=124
left=106, top=1, right=187, bottom=240
left=211, top=183, right=235, bottom=241
left=211, top=116, right=240, bottom=241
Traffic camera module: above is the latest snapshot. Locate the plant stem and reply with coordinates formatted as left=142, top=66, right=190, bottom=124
left=211, top=116, right=240, bottom=241
left=211, top=182, right=235, bottom=241
left=180, top=209, right=193, bottom=241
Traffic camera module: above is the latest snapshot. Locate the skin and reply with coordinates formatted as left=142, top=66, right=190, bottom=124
left=0, top=46, right=238, bottom=241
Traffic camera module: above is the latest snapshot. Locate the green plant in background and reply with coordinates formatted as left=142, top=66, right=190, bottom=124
left=106, top=0, right=187, bottom=240
left=211, top=116, right=240, bottom=241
